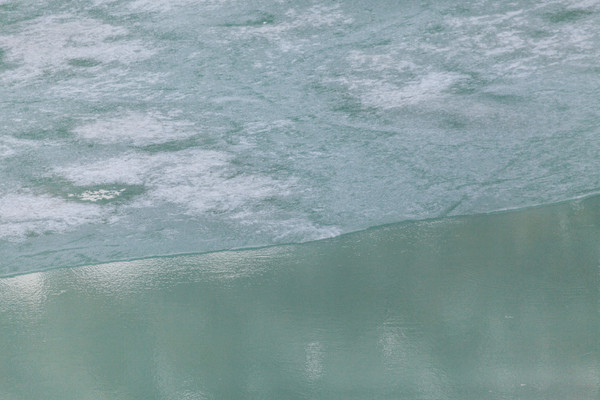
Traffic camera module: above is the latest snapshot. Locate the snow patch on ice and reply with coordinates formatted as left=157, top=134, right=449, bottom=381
left=74, top=111, right=196, bottom=146
left=0, top=14, right=154, bottom=83
left=0, top=192, right=104, bottom=240
left=53, top=149, right=288, bottom=214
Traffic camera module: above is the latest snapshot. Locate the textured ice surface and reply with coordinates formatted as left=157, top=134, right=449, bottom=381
left=1, top=0, right=599, bottom=274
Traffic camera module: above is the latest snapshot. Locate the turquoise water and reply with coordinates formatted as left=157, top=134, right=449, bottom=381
left=1, top=195, right=599, bottom=399
left=2, top=0, right=600, bottom=398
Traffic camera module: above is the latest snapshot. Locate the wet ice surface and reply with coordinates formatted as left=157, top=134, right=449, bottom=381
left=1, top=0, right=600, bottom=274
left=1, top=194, right=599, bottom=399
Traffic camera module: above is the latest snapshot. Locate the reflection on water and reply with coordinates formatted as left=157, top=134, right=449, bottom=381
left=1, top=196, right=600, bottom=399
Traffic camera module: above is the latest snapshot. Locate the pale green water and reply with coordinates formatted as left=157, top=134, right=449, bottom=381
left=2, top=195, right=599, bottom=399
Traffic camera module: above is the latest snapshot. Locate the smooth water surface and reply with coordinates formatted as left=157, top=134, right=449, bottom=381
left=2, top=195, right=599, bottom=399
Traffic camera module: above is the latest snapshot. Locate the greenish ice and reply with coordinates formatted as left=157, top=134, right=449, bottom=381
left=1, top=195, right=599, bottom=400
left=2, top=0, right=600, bottom=275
